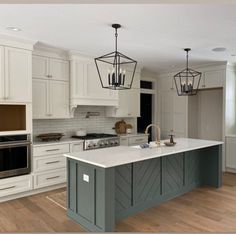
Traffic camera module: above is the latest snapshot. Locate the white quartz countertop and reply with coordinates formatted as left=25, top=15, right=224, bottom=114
left=63, top=138, right=223, bottom=168
left=33, top=138, right=84, bottom=146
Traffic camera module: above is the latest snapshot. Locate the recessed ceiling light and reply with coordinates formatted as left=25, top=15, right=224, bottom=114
left=6, top=27, right=21, bottom=32
left=170, top=65, right=176, bottom=68
left=212, top=47, right=226, bottom=52
left=231, top=54, right=236, bottom=57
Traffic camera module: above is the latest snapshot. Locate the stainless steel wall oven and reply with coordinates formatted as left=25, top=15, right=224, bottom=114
left=0, top=134, right=31, bottom=179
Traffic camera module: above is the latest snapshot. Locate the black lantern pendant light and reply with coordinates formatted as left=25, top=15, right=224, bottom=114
left=94, top=24, right=137, bottom=90
left=174, top=48, right=202, bottom=96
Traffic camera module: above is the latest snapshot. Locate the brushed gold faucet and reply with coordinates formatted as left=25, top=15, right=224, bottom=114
left=145, top=124, right=161, bottom=145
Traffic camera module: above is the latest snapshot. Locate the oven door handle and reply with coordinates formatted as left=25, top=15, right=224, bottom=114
left=0, top=141, right=31, bottom=149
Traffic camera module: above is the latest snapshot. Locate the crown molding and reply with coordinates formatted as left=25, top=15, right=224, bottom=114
left=0, top=34, right=36, bottom=50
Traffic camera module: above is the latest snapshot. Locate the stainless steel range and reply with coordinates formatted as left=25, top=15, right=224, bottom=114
left=72, top=133, right=120, bottom=150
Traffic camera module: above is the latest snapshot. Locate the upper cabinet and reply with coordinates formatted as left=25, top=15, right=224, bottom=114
left=32, top=55, right=69, bottom=81
left=0, top=46, right=32, bottom=103
left=199, top=69, right=224, bottom=89
left=32, top=54, right=70, bottom=119
left=70, top=54, right=118, bottom=108
left=105, top=71, right=141, bottom=117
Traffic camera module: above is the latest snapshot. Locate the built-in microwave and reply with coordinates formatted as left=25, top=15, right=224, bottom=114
left=0, top=134, right=31, bottom=179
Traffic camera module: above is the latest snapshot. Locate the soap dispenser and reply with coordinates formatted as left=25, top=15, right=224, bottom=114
left=169, top=130, right=175, bottom=144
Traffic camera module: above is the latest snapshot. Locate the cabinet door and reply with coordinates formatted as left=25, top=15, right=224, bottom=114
left=70, top=142, right=83, bottom=152
left=0, top=46, right=4, bottom=101
left=32, top=79, right=49, bottom=119
left=128, top=89, right=140, bottom=117
left=50, top=58, right=69, bottom=81
left=32, top=55, right=49, bottom=79
left=204, top=70, right=224, bottom=89
left=5, top=47, right=32, bottom=102
left=161, top=90, right=174, bottom=138
left=50, top=80, right=70, bottom=119
left=226, top=137, right=236, bottom=169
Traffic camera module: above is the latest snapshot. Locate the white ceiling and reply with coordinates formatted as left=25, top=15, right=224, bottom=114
left=0, top=4, right=236, bottom=73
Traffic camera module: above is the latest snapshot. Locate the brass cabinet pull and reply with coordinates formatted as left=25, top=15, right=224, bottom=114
left=0, top=185, right=16, bottom=191
left=45, top=160, right=60, bottom=165
left=46, top=176, right=60, bottom=180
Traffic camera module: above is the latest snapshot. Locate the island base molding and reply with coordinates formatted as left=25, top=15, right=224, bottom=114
left=67, top=145, right=222, bottom=232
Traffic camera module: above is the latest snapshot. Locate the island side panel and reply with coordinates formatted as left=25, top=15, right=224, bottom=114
left=200, top=145, right=222, bottom=188
left=67, top=158, right=115, bottom=232
left=115, top=147, right=221, bottom=221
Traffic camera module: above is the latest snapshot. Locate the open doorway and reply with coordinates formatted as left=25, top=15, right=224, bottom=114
left=138, top=80, right=156, bottom=142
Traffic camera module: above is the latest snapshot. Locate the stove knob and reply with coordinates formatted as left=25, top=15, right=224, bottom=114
left=110, top=141, right=114, bottom=145
left=114, top=141, right=118, bottom=145
left=93, top=143, right=97, bottom=147
left=88, top=144, right=92, bottom=148
left=105, top=142, right=109, bottom=146
left=100, top=142, right=104, bottom=147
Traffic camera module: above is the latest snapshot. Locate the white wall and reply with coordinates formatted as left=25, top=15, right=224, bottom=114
left=33, top=106, right=136, bottom=140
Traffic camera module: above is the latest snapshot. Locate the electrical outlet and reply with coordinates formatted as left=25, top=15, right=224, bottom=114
left=83, top=174, right=89, bottom=183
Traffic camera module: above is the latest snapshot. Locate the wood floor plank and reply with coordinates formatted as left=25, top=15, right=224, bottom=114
left=0, top=172, right=236, bottom=232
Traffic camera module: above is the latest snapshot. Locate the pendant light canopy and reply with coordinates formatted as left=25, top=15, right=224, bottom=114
left=94, top=24, right=137, bottom=90
left=174, top=48, right=202, bottom=96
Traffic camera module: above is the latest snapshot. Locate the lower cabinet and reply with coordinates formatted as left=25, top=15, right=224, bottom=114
left=34, top=169, right=66, bottom=189
left=120, top=134, right=148, bottom=146
left=0, top=175, right=33, bottom=198
left=226, top=136, right=236, bottom=170
left=33, top=141, right=84, bottom=189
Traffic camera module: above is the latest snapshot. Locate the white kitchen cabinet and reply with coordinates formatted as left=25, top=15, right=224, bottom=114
left=70, top=54, right=118, bottom=108
left=32, top=78, right=69, bottom=119
left=105, top=71, right=141, bottom=117
left=0, top=46, right=4, bottom=101
left=50, top=80, right=70, bottom=118
left=33, top=140, right=83, bottom=189
left=0, top=175, right=33, bottom=198
left=32, top=79, right=49, bottom=118
left=120, top=134, right=148, bottom=146
left=200, top=70, right=224, bottom=89
left=226, top=136, right=236, bottom=170
left=0, top=46, right=32, bottom=103
left=70, top=141, right=84, bottom=152
left=159, top=75, right=188, bottom=139
left=33, top=55, right=69, bottom=81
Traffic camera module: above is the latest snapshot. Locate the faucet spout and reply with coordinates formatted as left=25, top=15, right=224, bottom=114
left=145, top=124, right=161, bottom=145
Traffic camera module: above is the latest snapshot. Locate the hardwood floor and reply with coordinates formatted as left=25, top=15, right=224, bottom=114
left=0, top=173, right=236, bottom=232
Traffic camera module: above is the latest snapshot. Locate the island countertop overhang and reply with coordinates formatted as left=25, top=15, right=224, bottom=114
left=63, top=138, right=223, bottom=168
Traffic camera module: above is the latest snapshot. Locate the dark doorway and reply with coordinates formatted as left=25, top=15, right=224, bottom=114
left=138, top=93, right=152, bottom=142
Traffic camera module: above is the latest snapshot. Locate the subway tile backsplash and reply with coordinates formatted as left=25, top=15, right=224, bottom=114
left=33, top=106, right=137, bottom=140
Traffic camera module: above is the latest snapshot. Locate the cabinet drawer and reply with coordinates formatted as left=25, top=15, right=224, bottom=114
left=0, top=175, right=32, bottom=198
left=34, top=155, right=66, bottom=172
left=70, top=142, right=84, bottom=152
left=128, top=136, right=148, bottom=146
left=33, top=143, right=70, bottom=157
left=120, top=138, right=129, bottom=146
left=34, top=169, right=66, bottom=189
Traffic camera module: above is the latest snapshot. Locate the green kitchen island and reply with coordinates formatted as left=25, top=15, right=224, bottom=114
left=64, top=138, right=223, bottom=232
